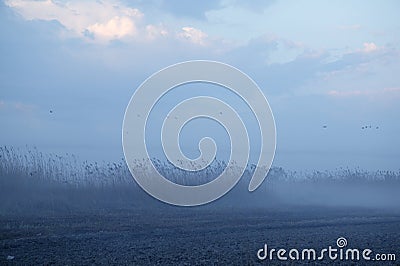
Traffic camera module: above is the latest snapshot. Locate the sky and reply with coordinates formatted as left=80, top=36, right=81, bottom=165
left=1, top=0, right=399, bottom=171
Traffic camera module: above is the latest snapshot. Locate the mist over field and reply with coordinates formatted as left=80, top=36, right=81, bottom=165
left=1, top=146, right=399, bottom=216
left=1, top=0, right=400, bottom=264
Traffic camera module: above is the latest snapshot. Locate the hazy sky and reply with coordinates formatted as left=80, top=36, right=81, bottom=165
left=1, top=0, right=399, bottom=171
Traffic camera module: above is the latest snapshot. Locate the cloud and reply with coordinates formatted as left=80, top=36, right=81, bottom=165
left=328, top=87, right=400, bottom=98
left=178, top=26, right=208, bottom=45
left=4, top=0, right=220, bottom=45
left=4, top=0, right=144, bottom=42
left=145, top=24, right=168, bottom=40
left=86, top=16, right=136, bottom=40
left=321, top=42, right=395, bottom=76
left=158, top=0, right=221, bottom=20
left=362, top=42, right=379, bottom=53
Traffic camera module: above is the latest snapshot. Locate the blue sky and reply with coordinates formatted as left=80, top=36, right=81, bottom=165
left=1, top=0, right=399, bottom=170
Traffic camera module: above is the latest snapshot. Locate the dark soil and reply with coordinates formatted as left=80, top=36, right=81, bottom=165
left=1, top=206, right=399, bottom=265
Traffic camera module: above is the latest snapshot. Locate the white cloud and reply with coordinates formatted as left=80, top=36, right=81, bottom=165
left=178, top=27, right=208, bottom=45
left=87, top=16, right=136, bottom=40
left=4, top=0, right=143, bottom=42
left=145, top=24, right=168, bottom=40
left=362, top=42, right=379, bottom=53
left=5, top=0, right=219, bottom=45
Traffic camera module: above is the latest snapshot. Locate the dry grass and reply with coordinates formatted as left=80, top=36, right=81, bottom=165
left=1, top=146, right=399, bottom=216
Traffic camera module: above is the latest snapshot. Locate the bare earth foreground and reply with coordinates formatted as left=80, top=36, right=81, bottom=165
left=1, top=206, right=399, bottom=265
